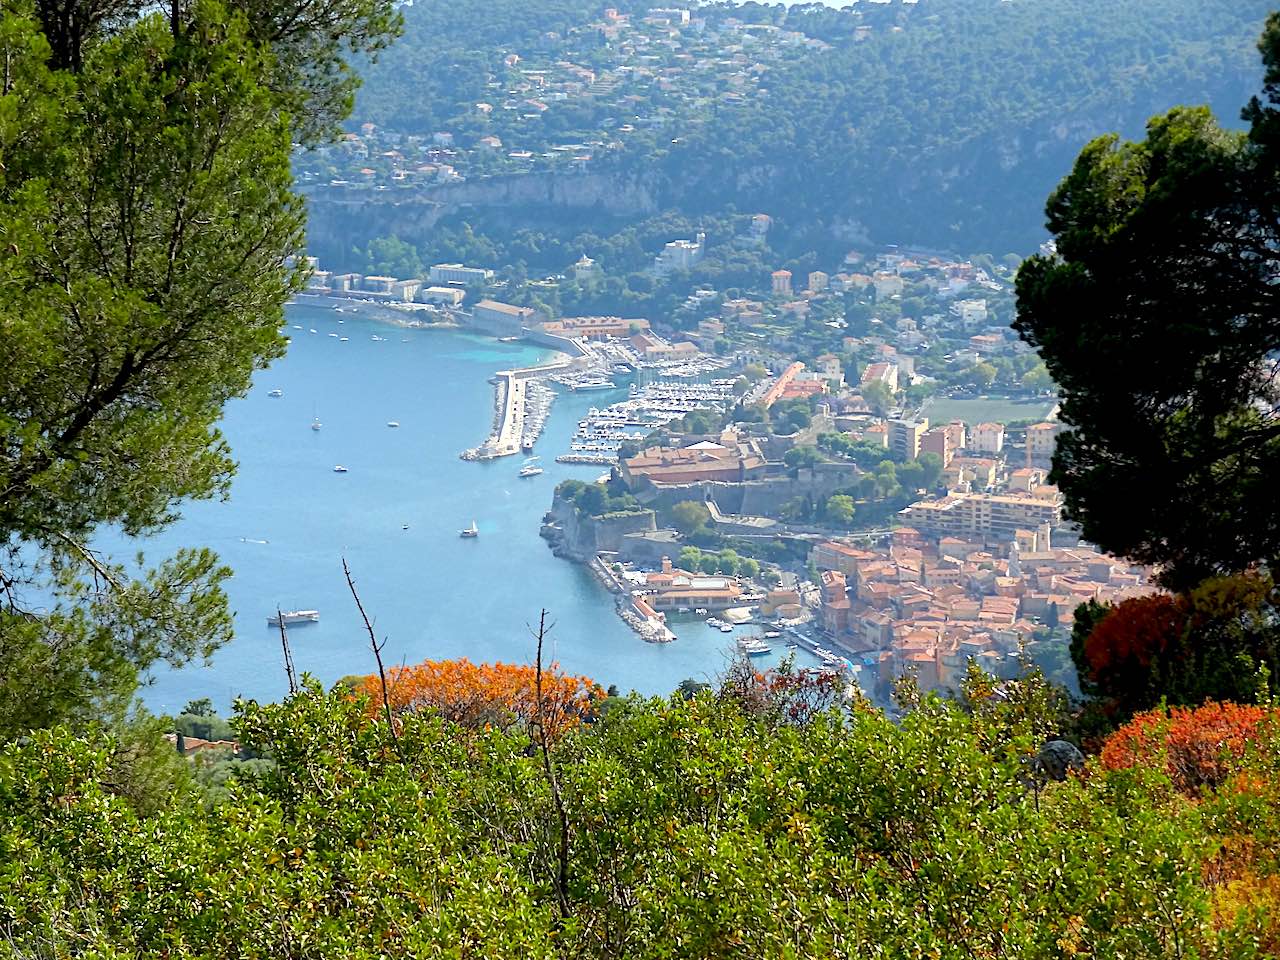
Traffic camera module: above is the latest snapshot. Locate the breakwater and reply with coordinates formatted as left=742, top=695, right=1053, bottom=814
left=460, top=332, right=589, bottom=461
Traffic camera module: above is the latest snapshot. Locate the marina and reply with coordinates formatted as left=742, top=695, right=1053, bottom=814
left=555, top=378, right=738, bottom=464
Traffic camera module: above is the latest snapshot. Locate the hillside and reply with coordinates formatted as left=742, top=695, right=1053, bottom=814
left=336, top=0, right=1272, bottom=259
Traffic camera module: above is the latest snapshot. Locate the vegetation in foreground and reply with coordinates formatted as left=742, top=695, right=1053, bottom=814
left=2, top=665, right=1279, bottom=957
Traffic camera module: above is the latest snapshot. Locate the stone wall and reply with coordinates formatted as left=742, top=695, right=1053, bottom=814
left=633, top=461, right=861, bottom=520
left=541, top=491, right=656, bottom=562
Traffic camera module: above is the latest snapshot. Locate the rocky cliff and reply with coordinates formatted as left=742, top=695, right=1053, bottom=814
left=305, top=169, right=660, bottom=266
left=540, top=492, right=656, bottom=563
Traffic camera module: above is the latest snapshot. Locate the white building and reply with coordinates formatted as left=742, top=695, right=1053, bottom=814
left=429, top=263, right=494, bottom=285
left=969, top=422, right=1006, bottom=456
left=654, top=232, right=705, bottom=275
left=573, top=254, right=602, bottom=283
left=951, top=298, right=988, bottom=325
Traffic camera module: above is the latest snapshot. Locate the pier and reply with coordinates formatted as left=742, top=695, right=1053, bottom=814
left=460, top=343, right=586, bottom=461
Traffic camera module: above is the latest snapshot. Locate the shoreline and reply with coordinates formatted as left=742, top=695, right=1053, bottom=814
left=292, top=292, right=462, bottom=330
left=292, top=292, right=573, bottom=460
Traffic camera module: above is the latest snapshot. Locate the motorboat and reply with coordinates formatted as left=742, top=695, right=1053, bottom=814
left=518, top=465, right=544, bottom=478
left=459, top=521, right=479, bottom=538
left=268, top=389, right=284, bottom=398
left=737, top=637, right=771, bottom=657
left=310, top=417, right=322, bottom=431
left=267, top=610, right=319, bottom=626
left=387, top=421, right=400, bottom=428
left=333, top=465, right=348, bottom=473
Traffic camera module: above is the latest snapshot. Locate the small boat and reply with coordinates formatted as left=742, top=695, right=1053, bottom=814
left=719, top=624, right=733, bottom=633
left=267, top=610, right=319, bottom=626
left=402, top=524, right=410, bottom=530
left=268, top=389, right=284, bottom=398
left=328, top=332, right=339, bottom=338
left=387, top=421, right=400, bottom=428
left=763, top=631, right=781, bottom=639
left=291, top=324, right=303, bottom=330
left=333, top=465, right=348, bottom=473
left=310, top=417, right=322, bottom=431
left=738, top=637, right=772, bottom=657
left=459, top=521, right=479, bottom=538
left=518, top=465, right=543, bottom=478
left=339, top=337, right=349, bottom=342
left=309, top=328, right=317, bottom=334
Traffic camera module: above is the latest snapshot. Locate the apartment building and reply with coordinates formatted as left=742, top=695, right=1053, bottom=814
left=888, top=418, right=929, bottom=460
left=899, top=492, right=1060, bottom=542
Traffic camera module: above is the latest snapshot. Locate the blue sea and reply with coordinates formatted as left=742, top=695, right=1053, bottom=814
left=117, top=303, right=815, bottom=713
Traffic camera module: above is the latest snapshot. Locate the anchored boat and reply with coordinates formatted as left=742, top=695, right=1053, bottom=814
left=267, top=610, right=320, bottom=627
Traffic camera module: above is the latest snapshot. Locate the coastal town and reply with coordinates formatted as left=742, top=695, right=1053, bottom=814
left=292, top=227, right=1131, bottom=703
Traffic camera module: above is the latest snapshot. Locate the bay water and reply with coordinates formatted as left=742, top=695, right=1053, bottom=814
left=123, top=303, right=813, bottom=713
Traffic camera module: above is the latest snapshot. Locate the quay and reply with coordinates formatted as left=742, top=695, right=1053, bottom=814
left=460, top=343, right=587, bottom=461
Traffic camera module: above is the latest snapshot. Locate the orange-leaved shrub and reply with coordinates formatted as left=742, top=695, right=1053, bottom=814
left=1100, top=701, right=1272, bottom=794
left=356, top=658, right=604, bottom=738
left=1102, top=701, right=1280, bottom=948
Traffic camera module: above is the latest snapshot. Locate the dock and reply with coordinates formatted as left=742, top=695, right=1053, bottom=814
left=461, top=358, right=577, bottom=461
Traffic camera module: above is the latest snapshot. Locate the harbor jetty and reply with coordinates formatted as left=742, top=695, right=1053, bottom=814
left=460, top=352, right=581, bottom=461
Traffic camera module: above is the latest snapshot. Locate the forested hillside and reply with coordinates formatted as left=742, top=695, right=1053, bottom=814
left=344, top=0, right=1272, bottom=255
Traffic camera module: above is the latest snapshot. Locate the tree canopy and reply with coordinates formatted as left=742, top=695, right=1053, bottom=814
left=1014, top=15, right=1280, bottom=590
left=0, top=0, right=400, bottom=737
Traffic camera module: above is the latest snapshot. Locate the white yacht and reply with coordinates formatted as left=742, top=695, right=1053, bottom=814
left=267, top=610, right=319, bottom=626
left=333, top=465, right=348, bottom=473
left=459, top=521, right=479, bottom=538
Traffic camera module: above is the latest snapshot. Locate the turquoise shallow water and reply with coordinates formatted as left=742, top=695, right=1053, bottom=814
left=114, top=304, right=813, bottom=712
